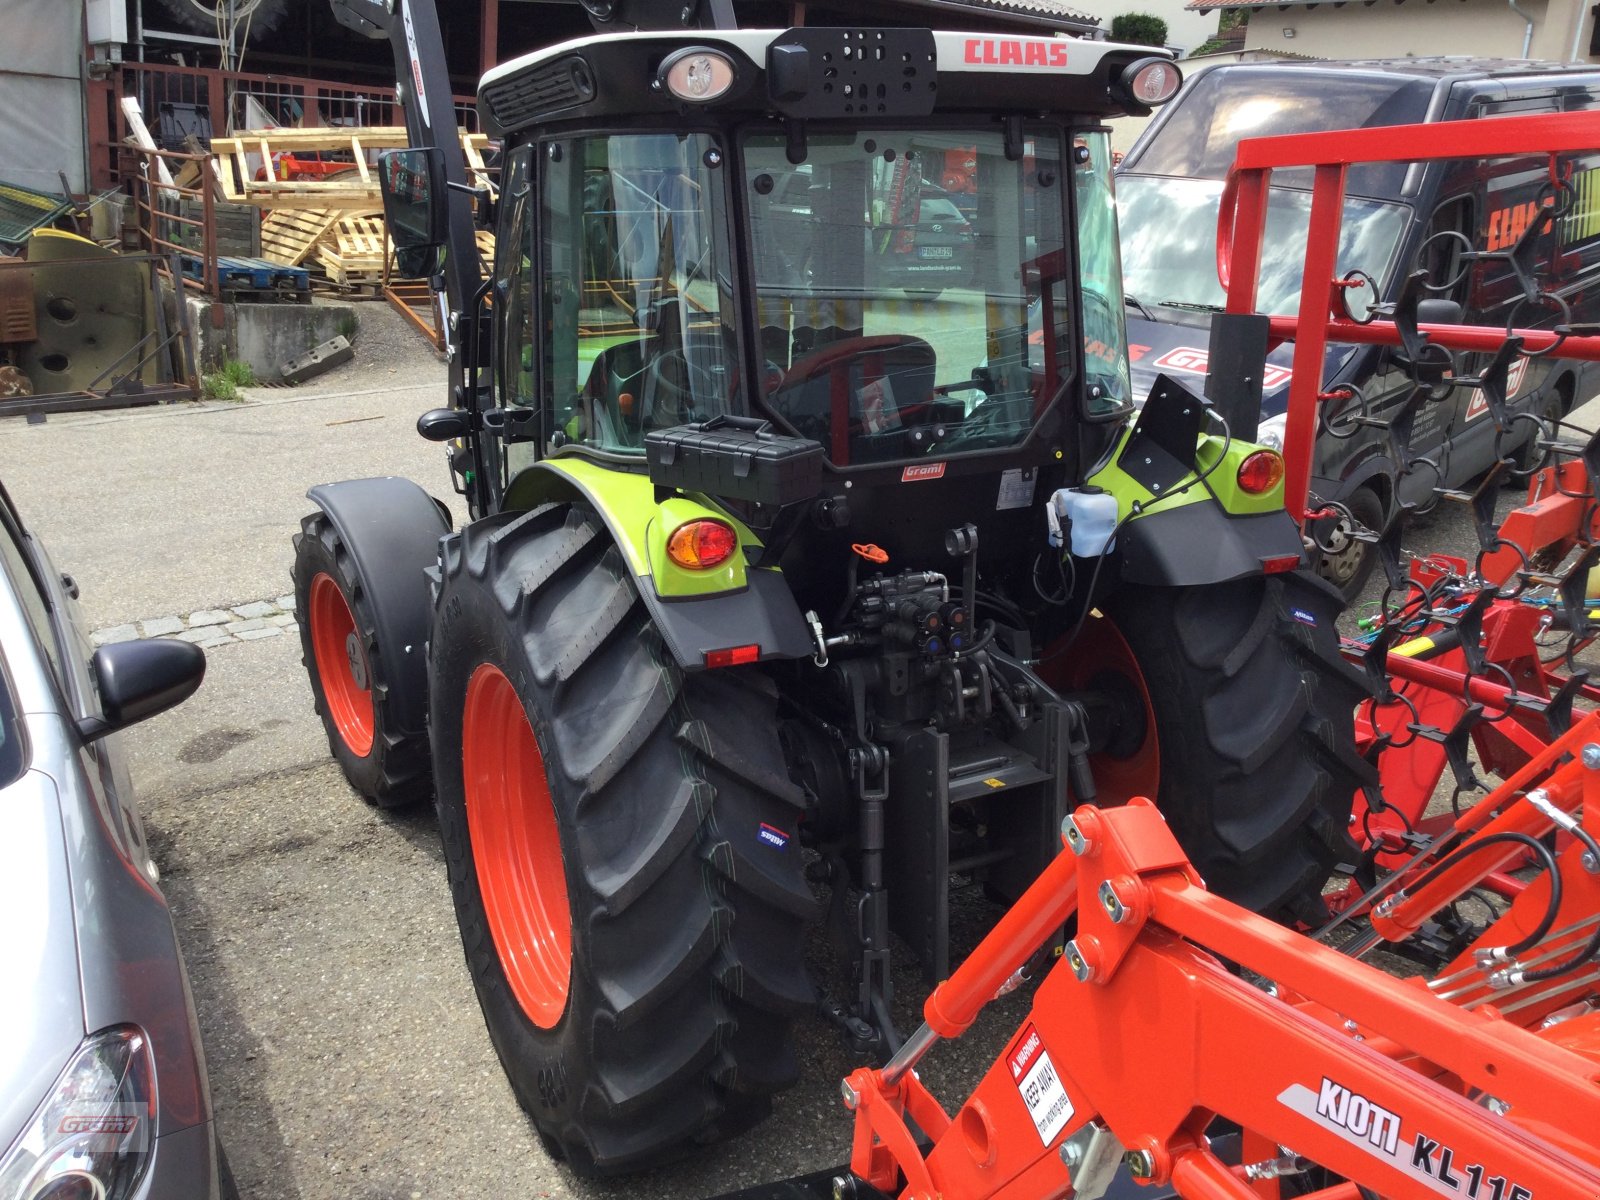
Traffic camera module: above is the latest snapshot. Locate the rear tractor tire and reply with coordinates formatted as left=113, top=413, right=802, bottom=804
left=1049, top=571, right=1370, bottom=925
left=292, top=512, right=431, bottom=808
left=429, top=503, right=818, bottom=1176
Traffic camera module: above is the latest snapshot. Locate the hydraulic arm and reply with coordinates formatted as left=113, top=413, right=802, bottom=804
left=844, top=775, right=1600, bottom=1200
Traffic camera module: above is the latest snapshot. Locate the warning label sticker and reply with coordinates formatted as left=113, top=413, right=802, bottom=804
left=996, top=467, right=1037, bottom=511
left=1009, top=1023, right=1074, bottom=1146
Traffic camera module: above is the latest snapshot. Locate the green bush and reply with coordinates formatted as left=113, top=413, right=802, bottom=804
left=202, top=358, right=256, bottom=402
left=1111, top=13, right=1169, bottom=46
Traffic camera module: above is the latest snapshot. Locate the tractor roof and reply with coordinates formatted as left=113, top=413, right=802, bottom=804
left=478, top=27, right=1173, bottom=138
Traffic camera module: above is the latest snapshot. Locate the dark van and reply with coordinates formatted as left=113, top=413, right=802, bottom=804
left=1115, top=58, right=1600, bottom=598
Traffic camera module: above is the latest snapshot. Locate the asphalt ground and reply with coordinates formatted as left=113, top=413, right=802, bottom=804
left=4, top=303, right=1598, bottom=1200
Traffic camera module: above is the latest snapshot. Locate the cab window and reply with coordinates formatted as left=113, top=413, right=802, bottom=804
left=541, top=132, right=741, bottom=456
left=743, top=126, right=1069, bottom=465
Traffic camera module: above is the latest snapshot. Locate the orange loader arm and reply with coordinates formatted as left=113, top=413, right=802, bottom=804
left=844, top=797, right=1600, bottom=1200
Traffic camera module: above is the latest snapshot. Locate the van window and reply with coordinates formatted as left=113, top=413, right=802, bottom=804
left=1420, top=196, right=1475, bottom=310
left=1125, top=68, right=1432, bottom=194
left=1118, top=176, right=1409, bottom=317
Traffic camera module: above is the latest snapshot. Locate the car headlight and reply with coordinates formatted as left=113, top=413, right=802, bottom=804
left=1255, top=412, right=1288, bottom=453
left=0, top=1027, right=155, bottom=1200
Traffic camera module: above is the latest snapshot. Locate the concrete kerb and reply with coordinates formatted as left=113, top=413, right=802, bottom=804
left=95, top=593, right=300, bottom=651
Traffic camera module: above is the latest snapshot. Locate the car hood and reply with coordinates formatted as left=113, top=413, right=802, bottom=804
left=0, top=767, right=86, bottom=1151
left=1126, top=307, right=1360, bottom=419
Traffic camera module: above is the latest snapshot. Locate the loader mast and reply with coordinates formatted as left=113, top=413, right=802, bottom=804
left=329, top=0, right=492, bottom=510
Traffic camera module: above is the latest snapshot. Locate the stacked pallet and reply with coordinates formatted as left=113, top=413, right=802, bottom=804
left=236, top=127, right=497, bottom=291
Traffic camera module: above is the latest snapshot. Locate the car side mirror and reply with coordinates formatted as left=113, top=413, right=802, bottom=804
left=379, top=147, right=449, bottom=251
left=1416, top=297, right=1464, bottom=326
left=77, top=639, right=206, bottom=743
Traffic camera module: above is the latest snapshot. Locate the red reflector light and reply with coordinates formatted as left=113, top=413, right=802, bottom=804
left=1261, top=554, right=1301, bottom=574
left=705, top=644, right=761, bottom=669
left=667, top=519, right=739, bottom=570
left=1237, top=449, right=1285, bottom=495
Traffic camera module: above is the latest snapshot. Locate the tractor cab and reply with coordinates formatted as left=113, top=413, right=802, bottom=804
left=391, top=27, right=1179, bottom=539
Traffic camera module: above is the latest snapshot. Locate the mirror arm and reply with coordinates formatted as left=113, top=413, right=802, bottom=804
left=75, top=714, right=115, bottom=744
left=447, top=181, right=496, bottom=229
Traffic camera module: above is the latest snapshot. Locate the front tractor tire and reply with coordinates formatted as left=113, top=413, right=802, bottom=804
left=293, top=513, right=431, bottom=808
left=1050, top=571, right=1370, bottom=925
left=429, top=503, right=818, bottom=1176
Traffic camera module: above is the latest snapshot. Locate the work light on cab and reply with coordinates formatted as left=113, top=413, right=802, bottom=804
left=1119, top=57, right=1182, bottom=106
left=667, top=519, right=739, bottom=569
left=659, top=47, right=737, bottom=103
left=1238, top=449, right=1286, bottom=495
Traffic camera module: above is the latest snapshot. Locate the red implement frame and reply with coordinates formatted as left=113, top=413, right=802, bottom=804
left=844, top=784, right=1600, bottom=1200
left=1341, top=457, right=1600, bottom=878
left=1216, top=112, right=1600, bottom=522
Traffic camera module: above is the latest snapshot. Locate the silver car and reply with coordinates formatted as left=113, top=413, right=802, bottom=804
left=0, top=483, right=226, bottom=1200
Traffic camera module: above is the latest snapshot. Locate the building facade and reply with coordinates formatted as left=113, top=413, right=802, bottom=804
left=1187, top=0, right=1598, bottom=63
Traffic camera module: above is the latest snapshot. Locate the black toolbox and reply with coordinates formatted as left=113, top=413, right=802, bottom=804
left=646, top=416, right=824, bottom=508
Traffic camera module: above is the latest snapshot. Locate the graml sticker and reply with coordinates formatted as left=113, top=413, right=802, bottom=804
left=1151, top=346, right=1293, bottom=390
left=1008, top=1023, right=1074, bottom=1146
left=1464, top=357, right=1531, bottom=422
left=902, top=462, right=947, bottom=483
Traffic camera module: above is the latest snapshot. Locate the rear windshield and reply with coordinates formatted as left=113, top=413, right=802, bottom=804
left=1126, top=68, right=1433, bottom=194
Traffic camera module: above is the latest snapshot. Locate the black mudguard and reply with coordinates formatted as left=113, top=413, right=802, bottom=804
left=1118, top=503, right=1304, bottom=586
left=305, top=477, right=452, bottom=734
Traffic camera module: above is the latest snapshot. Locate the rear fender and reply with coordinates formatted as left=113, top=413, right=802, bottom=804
left=504, top=460, right=813, bottom=670
left=1117, top=502, right=1305, bottom=586
left=305, top=477, right=452, bottom=734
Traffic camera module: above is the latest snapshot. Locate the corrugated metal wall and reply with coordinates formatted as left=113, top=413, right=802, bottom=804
left=0, top=0, right=87, bottom=194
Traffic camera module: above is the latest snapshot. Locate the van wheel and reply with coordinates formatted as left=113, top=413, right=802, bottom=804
left=1314, top=486, right=1384, bottom=604
left=1508, top=390, right=1564, bottom=481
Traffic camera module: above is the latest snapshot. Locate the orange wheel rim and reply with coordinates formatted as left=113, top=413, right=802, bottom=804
left=462, top=664, right=572, bottom=1029
left=309, top=573, right=375, bottom=757
left=1040, top=614, right=1160, bottom=803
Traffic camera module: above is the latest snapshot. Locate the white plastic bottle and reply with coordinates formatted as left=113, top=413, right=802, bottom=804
left=1050, top=486, right=1119, bottom=556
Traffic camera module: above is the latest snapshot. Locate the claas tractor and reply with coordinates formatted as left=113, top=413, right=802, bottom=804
left=294, top=0, right=1368, bottom=1176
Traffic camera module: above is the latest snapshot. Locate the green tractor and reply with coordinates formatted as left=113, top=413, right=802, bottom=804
left=295, top=0, right=1368, bottom=1177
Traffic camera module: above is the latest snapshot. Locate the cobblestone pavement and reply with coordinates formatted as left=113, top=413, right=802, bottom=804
left=91, top=594, right=300, bottom=649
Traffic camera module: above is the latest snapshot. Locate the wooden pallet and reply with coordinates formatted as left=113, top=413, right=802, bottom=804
left=314, top=214, right=391, bottom=285
left=212, top=127, right=495, bottom=209
left=260, top=207, right=341, bottom=266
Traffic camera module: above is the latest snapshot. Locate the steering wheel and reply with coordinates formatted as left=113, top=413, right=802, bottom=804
left=941, top=392, right=1029, bottom=452
left=643, top=347, right=721, bottom=428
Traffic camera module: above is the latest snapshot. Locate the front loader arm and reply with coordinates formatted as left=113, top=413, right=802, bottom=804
left=327, top=0, right=482, bottom=322
left=844, top=794, right=1600, bottom=1200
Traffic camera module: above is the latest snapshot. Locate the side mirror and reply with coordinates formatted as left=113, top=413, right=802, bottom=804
left=77, top=639, right=206, bottom=743
left=1416, top=297, right=1464, bottom=326
left=379, top=147, right=449, bottom=251
left=417, top=408, right=470, bottom=442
